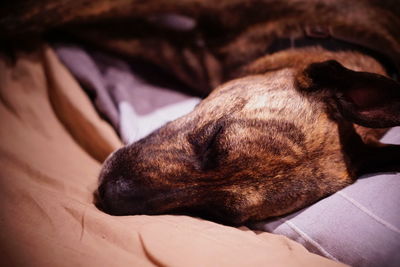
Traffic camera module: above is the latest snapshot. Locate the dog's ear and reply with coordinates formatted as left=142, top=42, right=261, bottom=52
left=296, top=60, right=400, bottom=128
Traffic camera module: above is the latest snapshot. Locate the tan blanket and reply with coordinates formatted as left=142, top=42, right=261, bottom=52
left=0, top=45, right=345, bottom=267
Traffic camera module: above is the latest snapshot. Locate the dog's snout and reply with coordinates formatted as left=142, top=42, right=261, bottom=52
left=97, top=146, right=189, bottom=216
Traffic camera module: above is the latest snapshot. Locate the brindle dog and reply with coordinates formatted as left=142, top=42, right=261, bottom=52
left=94, top=2, right=400, bottom=225
left=3, top=0, right=399, bottom=225
left=98, top=60, right=400, bottom=224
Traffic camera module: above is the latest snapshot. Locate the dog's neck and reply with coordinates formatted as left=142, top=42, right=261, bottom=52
left=220, top=23, right=399, bottom=85
left=237, top=47, right=388, bottom=78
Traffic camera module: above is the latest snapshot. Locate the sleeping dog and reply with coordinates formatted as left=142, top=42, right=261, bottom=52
left=1, top=0, right=399, bottom=226
left=5, top=0, right=394, bottom=225
left=80, top=1, right=399, bottom=225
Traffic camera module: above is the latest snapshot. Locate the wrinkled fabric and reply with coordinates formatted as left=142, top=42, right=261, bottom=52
left=0, top=45, right=344, bottom=267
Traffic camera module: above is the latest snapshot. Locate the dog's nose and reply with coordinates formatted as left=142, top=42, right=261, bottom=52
left=97, top=148, right=149, bottom=215
left=97, top=175, right=139, bottom=215
left=98, top=170, right=169, bottom=216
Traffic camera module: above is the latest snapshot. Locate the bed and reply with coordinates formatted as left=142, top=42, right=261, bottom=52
left=0, top=44, right=346, bottom=266
left=1, top=1, right=399, bottom=266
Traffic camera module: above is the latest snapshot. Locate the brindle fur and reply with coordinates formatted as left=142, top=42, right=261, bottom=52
left=3, top=0, right=400, bottom=225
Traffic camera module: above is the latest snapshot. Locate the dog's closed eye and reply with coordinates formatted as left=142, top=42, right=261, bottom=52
left=187, top=119, right=227, bottom=171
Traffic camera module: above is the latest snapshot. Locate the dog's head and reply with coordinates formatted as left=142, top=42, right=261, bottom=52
left=97, top=59, right=400, bottom=225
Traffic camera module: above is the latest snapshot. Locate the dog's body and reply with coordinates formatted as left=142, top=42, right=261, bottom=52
left=4, top=0, right=399, bottom=225
left=93, top=1, right=400, bottom=225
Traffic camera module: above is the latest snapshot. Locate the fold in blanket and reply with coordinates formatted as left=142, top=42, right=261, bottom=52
left=54, top=44, right=201, bottom=144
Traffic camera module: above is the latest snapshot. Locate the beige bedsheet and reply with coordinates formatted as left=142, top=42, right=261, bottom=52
left=0, top=44, right=346, bottom=267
